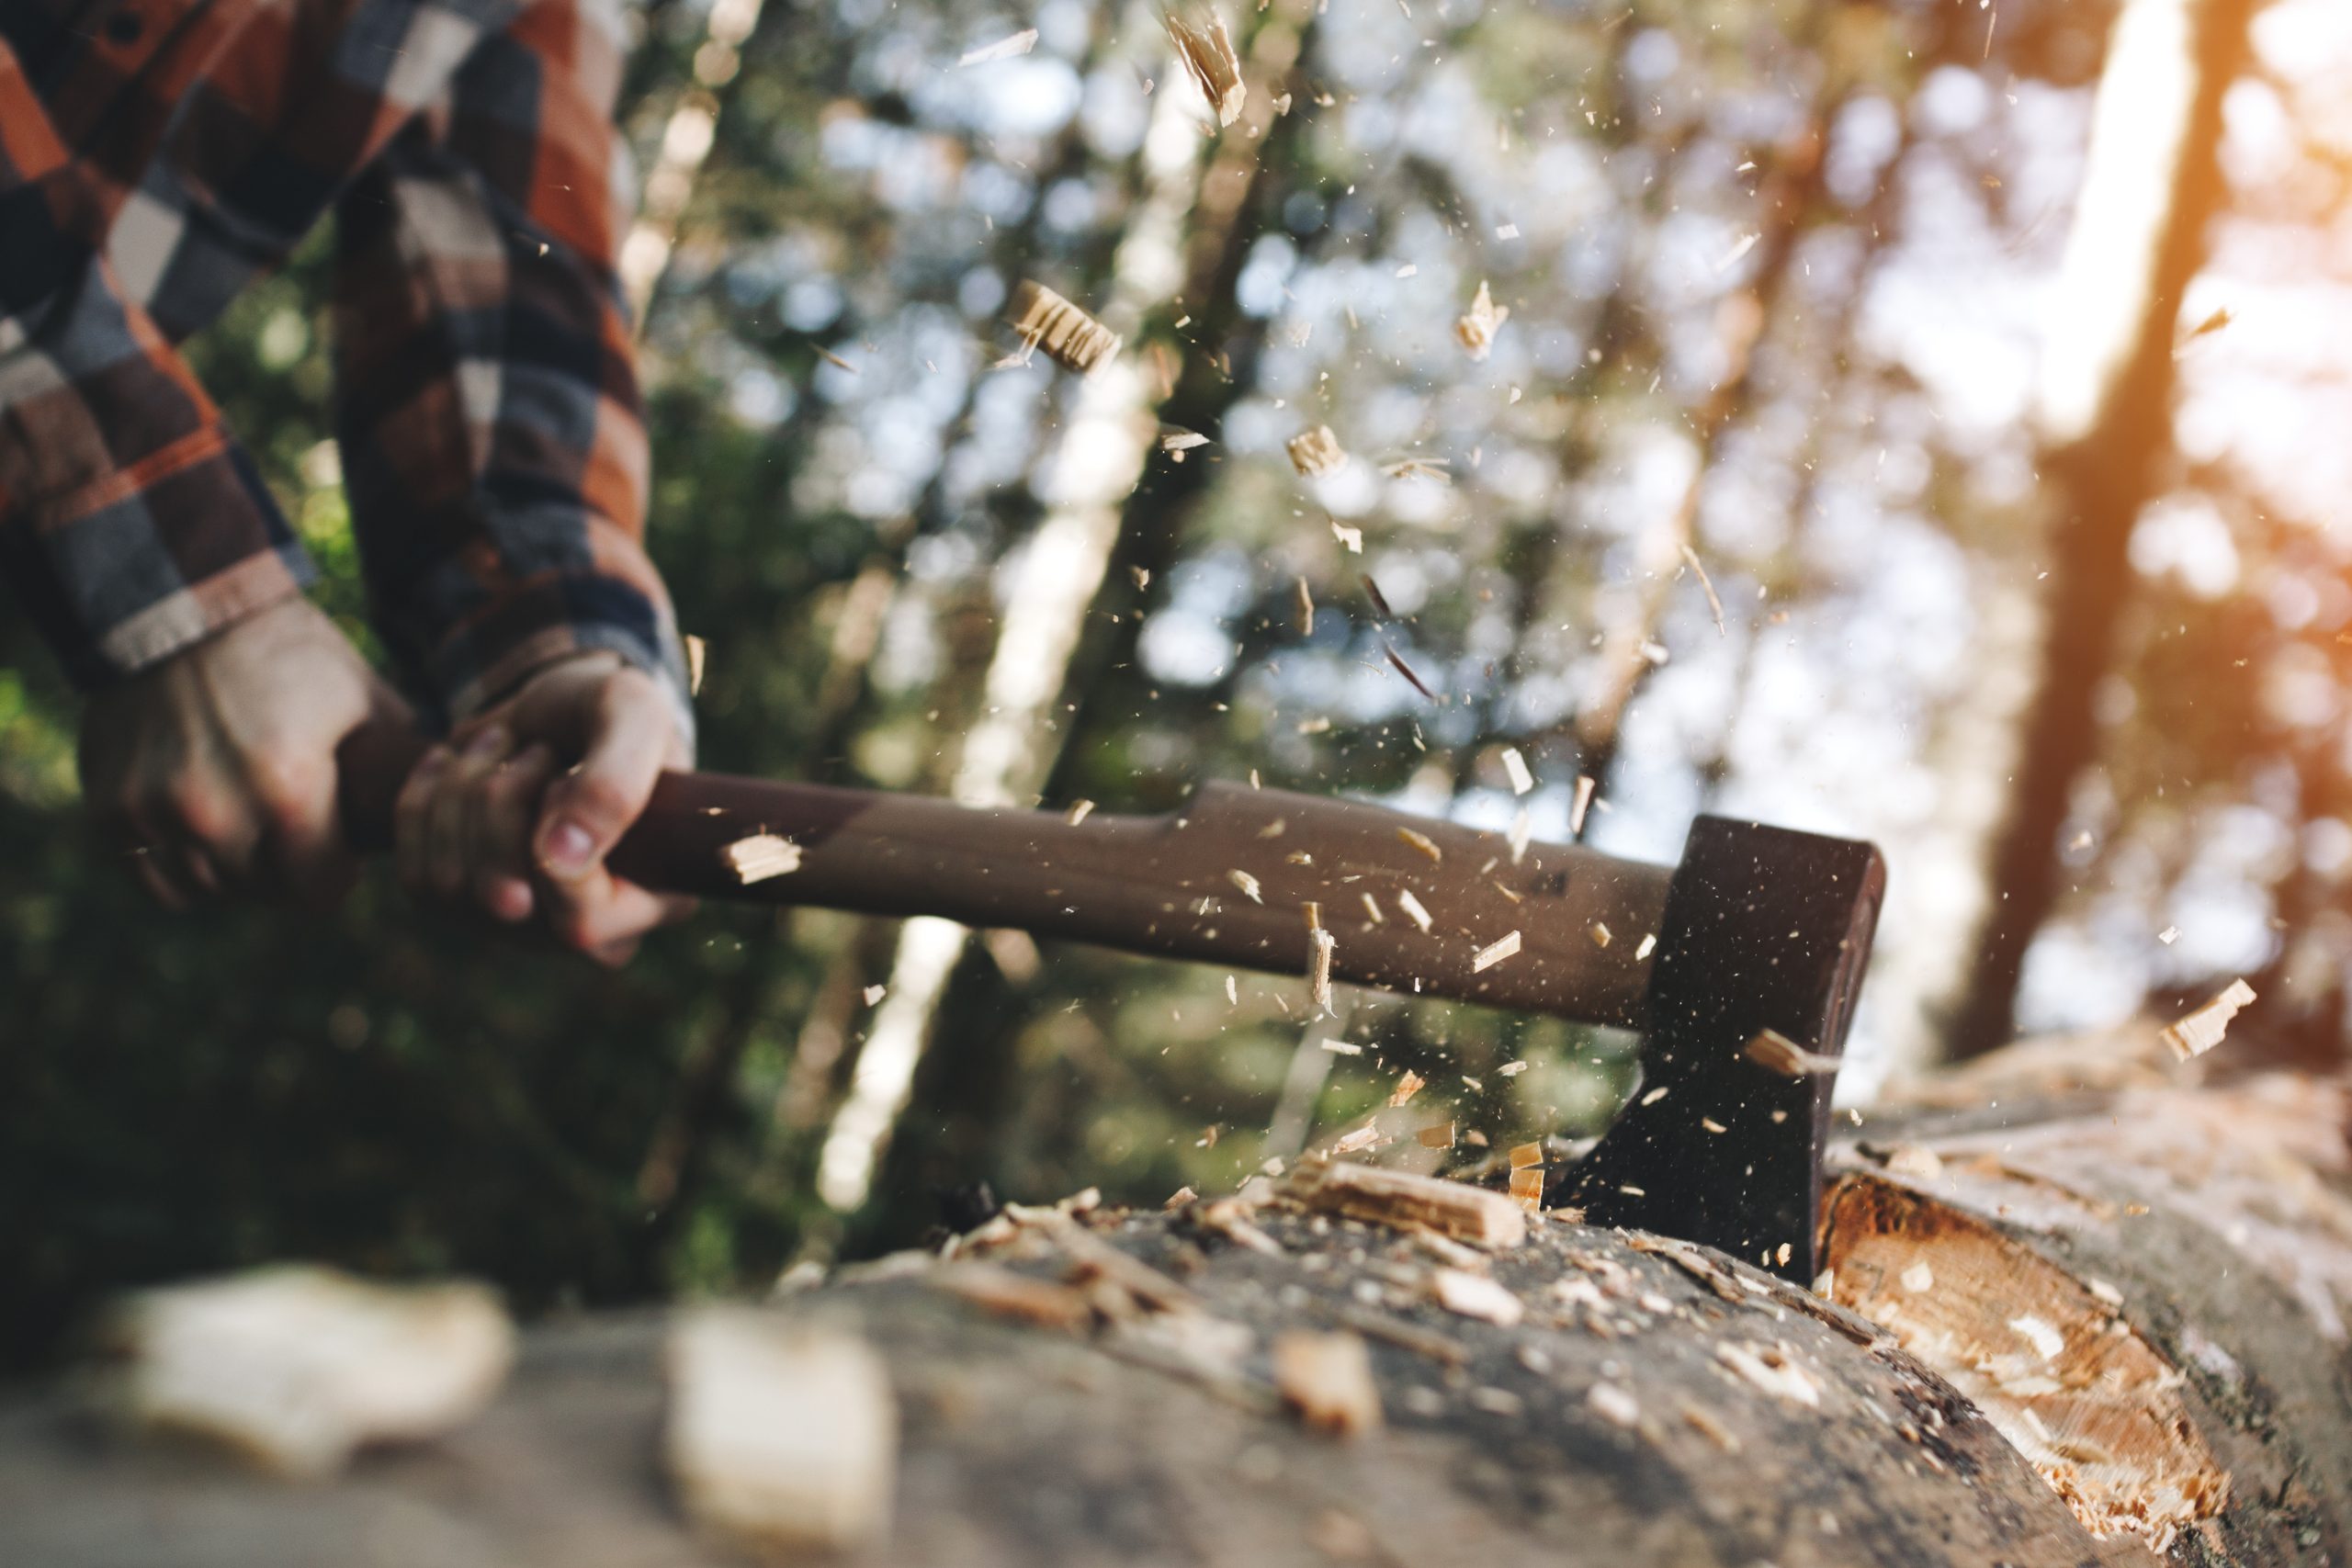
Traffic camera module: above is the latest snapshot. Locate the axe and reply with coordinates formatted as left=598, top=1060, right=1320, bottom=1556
left=340, top=728, right=1883, bottom=1280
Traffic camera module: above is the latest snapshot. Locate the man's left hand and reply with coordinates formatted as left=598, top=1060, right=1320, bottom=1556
left=394, top=652, right=695, bottom=964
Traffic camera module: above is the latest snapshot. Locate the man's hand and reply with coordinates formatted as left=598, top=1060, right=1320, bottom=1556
left=79, top=596, right=406, bottom=910
left=393, top=652, right=695, bottom=965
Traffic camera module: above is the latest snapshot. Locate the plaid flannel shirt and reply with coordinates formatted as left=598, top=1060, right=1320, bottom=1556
left=0, top=0, right=692, bottom=738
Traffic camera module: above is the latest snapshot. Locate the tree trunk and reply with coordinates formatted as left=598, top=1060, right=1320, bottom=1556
left=1947, top=0, right=2256, bottom=1059
left=7, top=1055, right=2348, bottom=1566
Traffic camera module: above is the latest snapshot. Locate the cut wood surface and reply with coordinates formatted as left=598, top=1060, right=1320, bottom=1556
left=3, top=1053, right=2348, bottom=1566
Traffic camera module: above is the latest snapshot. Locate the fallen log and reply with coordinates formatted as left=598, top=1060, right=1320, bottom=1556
left=0, top=1047, right=2345, bottom=1567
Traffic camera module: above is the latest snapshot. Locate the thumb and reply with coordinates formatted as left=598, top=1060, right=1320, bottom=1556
left=534, top=675, right=673, bottom=883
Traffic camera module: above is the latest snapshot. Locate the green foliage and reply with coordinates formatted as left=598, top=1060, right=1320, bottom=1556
left=22, top=0, right=2344, bottom=1366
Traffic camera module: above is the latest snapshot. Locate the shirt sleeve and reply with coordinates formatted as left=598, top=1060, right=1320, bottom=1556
left=0, top=38, right=313, bottom=689
left=331, top=0, right=693, bottom=747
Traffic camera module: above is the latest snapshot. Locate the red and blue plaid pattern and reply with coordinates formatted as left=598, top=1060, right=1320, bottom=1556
left=0, top=0, right=688, bottom=735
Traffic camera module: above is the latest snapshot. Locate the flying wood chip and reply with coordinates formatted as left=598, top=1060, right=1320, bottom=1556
left=722, top=833, right=802, bottom=884
left=1742, top=1028, right=1840, bottom=1077
left=1472, top=931, right=1522, bottom=973
left=1454, top=279, right=1510, bottom=362
left=1288, top=424, right=1347, bottom=478
left=1009, top=282, right=1121, bottom=373
left=957, top=28, right=1039, bottom=66
left=2160, top=978, right=2256, bottom=1061
left=1570, top=774, right=1598, bottom=836
left=1162, top=6, right=1246, bottom=128
left=1307, top=927, right=1337, bottom=1014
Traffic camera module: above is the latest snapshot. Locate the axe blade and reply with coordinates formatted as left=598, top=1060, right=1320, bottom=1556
left=1569, top=816, right=1885, bottom=1282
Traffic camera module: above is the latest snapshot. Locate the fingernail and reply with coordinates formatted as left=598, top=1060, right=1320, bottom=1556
left=464, top=727, right=509, bottom=761
left=541, top=818, right=596, bottom=876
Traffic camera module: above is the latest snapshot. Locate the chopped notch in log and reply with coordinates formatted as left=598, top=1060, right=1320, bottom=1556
left=1820, top=1172, right=2228, bottom=1553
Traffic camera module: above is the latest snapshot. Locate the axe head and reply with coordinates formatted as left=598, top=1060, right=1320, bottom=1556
left=1567, top=815, right=1885, bottom=1283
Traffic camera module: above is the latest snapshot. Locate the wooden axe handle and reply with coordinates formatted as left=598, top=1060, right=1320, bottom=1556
left=337, top=722, right=1671, bottom=1026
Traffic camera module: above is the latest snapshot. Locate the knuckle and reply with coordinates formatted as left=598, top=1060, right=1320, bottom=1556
left=251, top=751, right=325, bottom=830
left=166, top=781, right=232, bottom=844
left=561, top=773, right=633, bottom=828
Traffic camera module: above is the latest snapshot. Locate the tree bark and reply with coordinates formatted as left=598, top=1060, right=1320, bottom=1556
left=8, top=1055, right=2349, bottom=1566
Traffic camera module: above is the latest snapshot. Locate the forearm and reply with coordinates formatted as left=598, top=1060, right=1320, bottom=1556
left=0, top=39, right=311, bottom=686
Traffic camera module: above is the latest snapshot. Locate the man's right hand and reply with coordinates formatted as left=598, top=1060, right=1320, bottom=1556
left=79, top=595, right=408, bottom=910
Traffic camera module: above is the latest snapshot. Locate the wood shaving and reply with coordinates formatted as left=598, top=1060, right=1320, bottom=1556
left=1634, top=932, right=1657, bottom=961
left=1066, top=799, right=1095, bottom=826
left=1587, top=1382, right=1640, bottom=1428
left=1160, top=430, right=1210, bottom=458
left=1288, top=425, right=1347, bottom=478
left=1294, top=576, right=1315, bottom=637
left=1453, top=280, right=1510, bottom=362
left=862, top=984, right=887, bottom=1006
left=109, top=1268, right=513, bottom=1478
left=1507, top=1141, right=1543, bottom=1169
left=1272, top=1332, right=1383, bottom=1438
left=1883, top=1145, right=1943, bottom=1180
left=1383, top=458, right=1451, bottom=483
left=1681, top=1402, right=1740, bottom=1451
left=1508, top=1167, right=1544, bottom=1211
left=1472, top=931, right=1522, bottom=973
left=1496, top=1060, right=1527, bottom=1077
left=1396, top=889, right=1433, bottom=932
left=1227, top=868, right=1262, bottom=903
left=1570, top=775, right=1597, bottom=836
left=1589, top=922, right=1611, bottom=949
left=1330, top=517, right=1363, bottom=552
left=1361, top=575, right=1395, bottom=621
left=1308, top=928, right=1336, bottom=1013
left=2008, top=1314, right=2064, bottom=1361
left=1283, top=1157, right=1526, bottom=1249
left=1501, top=747, right=1533, bottom=795
left=1431, top=1268, right=1524, bottom=1326
left=932, top=1263, right=1094, bottom=1331
left=684, top=634, right=707, bottom=696
left=1714, top=1341, right=1821, bottom=1408
left=1743, top=1028, right=1840, bottom=1077
left=1416, top=1121, right=1455, bottom=1148
left=1162, top=6, right=1246, bottom=128
left=665, top=1310, right=895, bottom=1554
left=957, top=28, right=1039, bottom=65
left=1194, top=1198, right=1283, bottom=1256
left=1507, top=807, right=1532, bottom=866
left=1009, top=281, right=1121, bottom=373
left=1396, top=827, right=1442, bottom=863
left=2160, top=978, right=2255, bottom=1061
left=722, top=833, right=801, bottom=884
left=1389, top=1069, right=1426, bottom=1108
left=1360, top=892, right=1385, bottom=924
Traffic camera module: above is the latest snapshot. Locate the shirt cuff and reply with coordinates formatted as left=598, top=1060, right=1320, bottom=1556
left=428, top=570, right=696, bottom=759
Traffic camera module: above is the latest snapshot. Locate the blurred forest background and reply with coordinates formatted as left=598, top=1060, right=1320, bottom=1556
left=7, top=0, right=2351, bottom=1367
